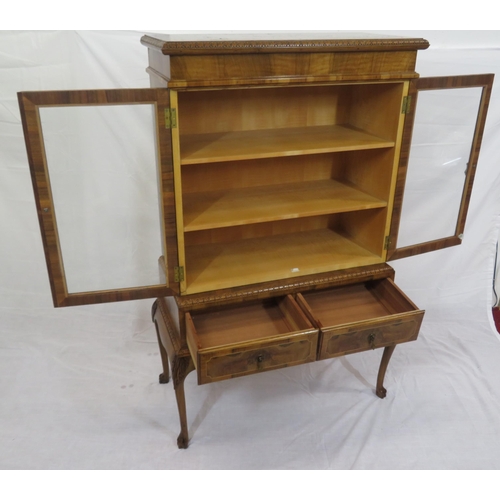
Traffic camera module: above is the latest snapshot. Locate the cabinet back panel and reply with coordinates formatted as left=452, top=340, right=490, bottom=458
left=184, top=210, right=386, bottom=252
left=180, top=150, right=397, bottom=206
left=178, top=86, right=348, bottom=134
left=185, top=216, right=332, bottom=246
left=181, top=155, right=343, bottom=194
left=178, top=83, right=404, bottom=139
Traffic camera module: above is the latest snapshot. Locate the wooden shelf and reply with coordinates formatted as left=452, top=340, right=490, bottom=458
left=180, top=125, right=395, bottom=165
left=183, top=179, right=387, bottom=232
left=185, top=228, right=384, bottom=294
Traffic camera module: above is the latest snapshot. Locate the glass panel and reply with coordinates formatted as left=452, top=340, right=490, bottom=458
left=396, top=87, right=482, bottom=248
left=39, top=104, right=163, bottom=293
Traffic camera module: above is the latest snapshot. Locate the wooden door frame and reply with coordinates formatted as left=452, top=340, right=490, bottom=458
left=18, top=88, right=180, bottom=306
left=387, top=73, right=494, bottom=261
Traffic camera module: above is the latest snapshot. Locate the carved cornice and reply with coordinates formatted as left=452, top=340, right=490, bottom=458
left=141, top=35, right=430, bottom=55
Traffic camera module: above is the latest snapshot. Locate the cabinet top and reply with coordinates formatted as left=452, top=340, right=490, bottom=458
left=141, top=32, right=430, bottom=55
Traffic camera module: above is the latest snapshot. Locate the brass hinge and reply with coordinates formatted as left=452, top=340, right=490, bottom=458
left=401, top=96, right=412, bottom=114
left=384, top=236, right=392, bottom=250
left=165, top=108, right=177, bottom=129
left=174, top=266, right=185, bottom=283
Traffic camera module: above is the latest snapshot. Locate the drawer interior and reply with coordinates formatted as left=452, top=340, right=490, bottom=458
left=187, top=295, right=313, bottom=350
left=186, top=295, right=319, bottom=384
left=297, top=279, right=419, bottom=328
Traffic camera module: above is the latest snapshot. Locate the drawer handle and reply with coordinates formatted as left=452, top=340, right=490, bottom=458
left=368, top=333, right=376, bottom=350
left=257, top=355, right=264, bottom=363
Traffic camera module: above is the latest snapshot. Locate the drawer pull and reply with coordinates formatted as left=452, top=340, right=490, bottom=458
left=368, top=333, right=376, bottom=350
left=257, top=355, right=264, bottom=363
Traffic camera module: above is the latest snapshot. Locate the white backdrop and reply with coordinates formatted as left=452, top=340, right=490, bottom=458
left=2, top=30, right=500, bottom=470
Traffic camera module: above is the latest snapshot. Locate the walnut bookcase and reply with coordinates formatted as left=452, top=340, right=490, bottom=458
left=18, top=33, right=493, bottom=449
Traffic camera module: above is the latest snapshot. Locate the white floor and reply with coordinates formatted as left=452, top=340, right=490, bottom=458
left=2, top=287, right=500, bottom=469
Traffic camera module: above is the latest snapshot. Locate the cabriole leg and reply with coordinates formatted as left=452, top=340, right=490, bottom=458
left=172, top=356, right=195, bottom=449
left=152, top=298, right=195, bottom=449
left=376, top=345, right=396, bottom=399
left=152, top=300, right=170, bottom=384
left=156, top=328, right=170, bottom=384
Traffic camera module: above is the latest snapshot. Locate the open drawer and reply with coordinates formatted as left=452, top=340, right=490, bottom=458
left=186, top=295, right=319, bottom=385
left=296, top=279, right=424, bottom=360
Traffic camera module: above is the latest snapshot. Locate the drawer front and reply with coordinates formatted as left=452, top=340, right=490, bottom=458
left=197, top=333, right=318, bottom=384
left=185, top=295, right=319, bottom=385
left=296, top=278, right=424, bottom=360
left=319, top=312, right=423, bottom=359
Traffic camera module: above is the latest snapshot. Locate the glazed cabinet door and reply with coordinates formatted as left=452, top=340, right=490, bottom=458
left=387, top=74, right=494, bottom=260
left=18, top=88, right=180, bottom=306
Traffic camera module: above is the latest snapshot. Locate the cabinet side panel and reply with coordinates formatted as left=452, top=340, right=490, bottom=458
left=146, top=48, right=170, bottom=85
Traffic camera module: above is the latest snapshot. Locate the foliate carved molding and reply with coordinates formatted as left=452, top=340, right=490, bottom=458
left=177, top=266, right=394, bottom=308
left=141, top=35, right=430, bottom=55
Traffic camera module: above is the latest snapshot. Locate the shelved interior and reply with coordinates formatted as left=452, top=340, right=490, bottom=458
left=175, top=82, right=406, bottom=295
